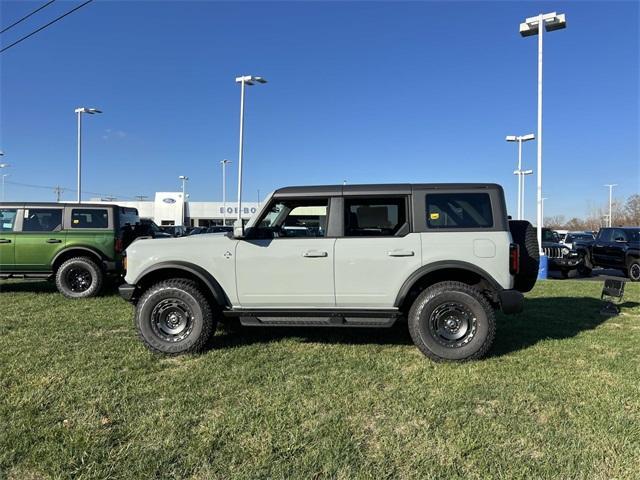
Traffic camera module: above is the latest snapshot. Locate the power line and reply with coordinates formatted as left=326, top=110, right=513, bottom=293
left=0, top=0, right=94, bottom=54
left=6, top=179, right=136, bottom=200
left=0, top=0, right=57, bottom=35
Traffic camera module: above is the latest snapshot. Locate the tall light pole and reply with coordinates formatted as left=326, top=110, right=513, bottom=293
left=604, top=184, right=617, bottom=227
left=220, top=159, right=231, bottom=226
left=0, top=160, right=9, bottom=202
left=506, top=133, right=535, bottom=219
left=179, top=175, right=188, bottom=227
left=74, top=107, right=102, bottom=203
left=520, top=11, right=566, bottom=254
left=235, top=75, right=267, bottom=225
left=1, top=174, right=10, bottom=201
left=541, top=197, right=548, bottom=223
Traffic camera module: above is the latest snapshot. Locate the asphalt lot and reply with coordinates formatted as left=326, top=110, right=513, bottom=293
left=547, top=268, right=628, bottom=282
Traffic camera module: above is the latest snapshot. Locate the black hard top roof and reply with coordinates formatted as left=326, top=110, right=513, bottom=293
left=0, top=202, right=120, bottom=208
left=274, top=183, right=502, bottom=197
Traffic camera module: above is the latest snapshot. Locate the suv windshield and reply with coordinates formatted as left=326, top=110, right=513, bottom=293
left=542, top=230, right=560, bottom=243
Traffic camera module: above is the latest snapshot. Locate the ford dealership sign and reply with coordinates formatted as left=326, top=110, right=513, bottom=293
left=162, top=198, right=176, bottom=204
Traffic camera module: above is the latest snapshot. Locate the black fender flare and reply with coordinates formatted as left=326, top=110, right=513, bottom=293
left=135, top=261, right=230, bottom=307
left=394, top=261, right=504, bottom=308
left=52, top=246, right=108, bottom=267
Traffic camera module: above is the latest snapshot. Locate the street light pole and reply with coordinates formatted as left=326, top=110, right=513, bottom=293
left=506, top=133, right=535, bottom=219
left=520, top=169, right=533, bottom=219
left=541, top=197, right=548, bottom=223
left=179, top=175, right=188, bottom=227
left=604, top=184, right=617, bottom=227
left=1, top=174, right=10, bottom=201
left=220, top=159, right=231, bottom=225
left=235, top=75, right=267, bottom=226
left=520, top=11, right=566, bottom=254
left=74, top=107, right=102, bottom=203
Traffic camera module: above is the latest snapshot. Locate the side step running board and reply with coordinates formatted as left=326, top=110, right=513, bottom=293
left=224, top=309, right=401, bottom=328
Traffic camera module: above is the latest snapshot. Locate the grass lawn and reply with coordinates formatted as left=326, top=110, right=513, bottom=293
left=1, top=279, right=639, bottom=479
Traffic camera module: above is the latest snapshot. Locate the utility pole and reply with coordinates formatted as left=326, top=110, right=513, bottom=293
left=54, top=185, right=65, bottom=202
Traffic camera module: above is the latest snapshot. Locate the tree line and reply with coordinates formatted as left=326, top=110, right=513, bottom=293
left=544, top=194, right=640, bottom=231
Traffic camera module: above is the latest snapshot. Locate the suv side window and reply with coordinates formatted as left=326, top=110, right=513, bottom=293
left=0, top=209, right=17, bottom=232
left=344, top=197, right=407, bottom=237
left=613, top=229, right=627, bottom=242
left=71, top=208, right=109, bottom=228
left=426, top=193, right=493, bottom=229
left=22, top=208, right=63, bottom=232
left=598, top=229, right=613, bottom=242
left=257, top=199, right=328, bottom=238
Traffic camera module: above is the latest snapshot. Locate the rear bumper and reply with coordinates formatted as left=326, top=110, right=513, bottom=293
left=118, top=283, right=137, bottom=302
left=498, top=289, right=524, bottom=315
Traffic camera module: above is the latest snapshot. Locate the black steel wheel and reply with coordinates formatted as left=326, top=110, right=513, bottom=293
left=135, top=279, right=215, bottom=355
left=55, top=257, right=103, bottom=299
left=629, top=261, right=640, bottom=282
left=408, top=281, right=495, bottom=362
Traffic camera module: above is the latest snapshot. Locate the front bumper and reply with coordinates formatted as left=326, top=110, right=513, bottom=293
left=547, top=256, right=582, bottom=270
left=119, top=283, right=137, bottom=303
left=498, top=289, right=524, bottom=315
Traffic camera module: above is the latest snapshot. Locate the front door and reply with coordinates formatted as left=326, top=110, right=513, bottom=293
left=235, top=197, right=335, bottom=308
left=14, top=207, right=66, bottom=271
left=334, top=196, right=421, bottom=307
left=0, top=208, right=18, bottom=270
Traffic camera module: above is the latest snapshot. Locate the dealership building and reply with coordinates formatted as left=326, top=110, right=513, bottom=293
left=91, top=192, right=261, bottom=227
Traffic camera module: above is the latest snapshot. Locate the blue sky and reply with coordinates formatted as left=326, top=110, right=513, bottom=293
left=1, top=0, right=638, bottom=220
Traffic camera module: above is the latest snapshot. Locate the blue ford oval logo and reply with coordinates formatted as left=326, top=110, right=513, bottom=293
left=163, top=198, right=176, bottom=204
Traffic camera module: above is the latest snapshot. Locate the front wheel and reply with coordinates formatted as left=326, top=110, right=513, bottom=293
left=135, top=279, right=215, bottom=355
left=55, top=256, right=104, bottom=298
left=408, top=281, right=496, bottom=362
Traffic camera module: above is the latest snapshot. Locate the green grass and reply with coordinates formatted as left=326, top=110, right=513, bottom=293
left=1, top=279, right=639, bottom=479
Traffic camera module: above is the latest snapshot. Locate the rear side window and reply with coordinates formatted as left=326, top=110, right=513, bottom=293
left=0, top=209, right=17, bottom=232
left=71, top=209, right=108, bottom=228
left=426, top=193, right=493, bottom=229
left=344, top=197, right=407, bottom=236
left=23, top=209, right=63, bottom=232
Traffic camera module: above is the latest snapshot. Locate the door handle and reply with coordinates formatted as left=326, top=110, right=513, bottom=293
left=303, top=250, right=328, bottom=258
left=46, top=239, right=62, bottom=244
left=387, top=250, right=415, bottom=257
left=0, top=239, right=11, bottom=244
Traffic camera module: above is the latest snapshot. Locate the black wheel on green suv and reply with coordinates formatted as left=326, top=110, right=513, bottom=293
left=135, top=279, right=216, bottom=355
left=408, top=281, right=496, bottom=362
left=55, top=256, right=104, bottom=299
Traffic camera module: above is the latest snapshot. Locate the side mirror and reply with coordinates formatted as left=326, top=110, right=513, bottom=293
left=615, top=238, right=627, bottom=243
left=233, top=219, right=244, bottom=239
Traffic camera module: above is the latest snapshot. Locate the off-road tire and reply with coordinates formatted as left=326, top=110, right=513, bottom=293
left=55, top=256, right=104, bottom=299
left=408, top=281, right=496, bottom=362
left=560, top=269, right=570, bottom=279
left=628, top=260, right=640, bottom=282
left=577, top=252, right=593, bottom=277
left=135, top=279, right=215, bottom=355
left=508, top=220, right=539, bottom=293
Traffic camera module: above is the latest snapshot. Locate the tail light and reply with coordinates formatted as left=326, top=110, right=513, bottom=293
left=509, top=243, right=519, bottom=275
left=115, top=238, right=123, bottom=254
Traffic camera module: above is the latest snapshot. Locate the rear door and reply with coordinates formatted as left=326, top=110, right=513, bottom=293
left=14, top=207, right=66, bottom=271
left=66, top=207, right=113, bottom=259
left=0, top=208, right=18, bottom=270
left=334, top=195, right=421, bottom=307
left=610, top=229, right=628, bottom=268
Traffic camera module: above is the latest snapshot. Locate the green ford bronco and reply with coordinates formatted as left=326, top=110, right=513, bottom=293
left=0, top=203, right=141, bottom=298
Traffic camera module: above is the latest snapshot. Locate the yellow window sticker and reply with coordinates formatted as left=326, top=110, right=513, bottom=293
left=430, top=212, right=440, bottom=220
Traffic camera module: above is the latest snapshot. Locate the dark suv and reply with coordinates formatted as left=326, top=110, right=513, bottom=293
left=575, top=227, right=640, bottom=281
left=0, top=203, right=140, bottom=297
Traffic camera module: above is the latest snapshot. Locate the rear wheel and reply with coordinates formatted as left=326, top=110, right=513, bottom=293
left=408, top=281, right=496, bottom=362
left=135, top=279, right=215, bottom=355
left=55, top=256, right=103, bottom=298
left=628, top=261, right=640, bottom=282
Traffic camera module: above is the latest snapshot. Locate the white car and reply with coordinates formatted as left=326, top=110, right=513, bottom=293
left=120, top=183, right=538, bottom=361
